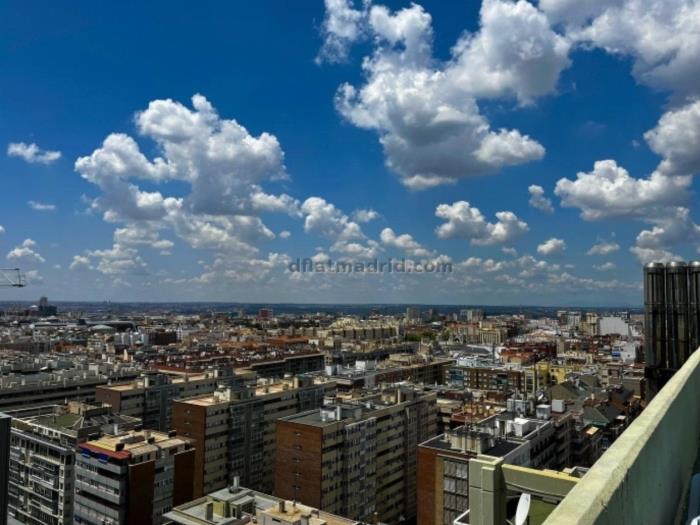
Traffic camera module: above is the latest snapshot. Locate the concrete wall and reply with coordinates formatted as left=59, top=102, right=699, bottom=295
left=545, top=348, right=700, bottom=525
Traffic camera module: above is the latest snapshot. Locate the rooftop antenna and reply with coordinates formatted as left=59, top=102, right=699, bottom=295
left=0, top=268, right=25, bottom=288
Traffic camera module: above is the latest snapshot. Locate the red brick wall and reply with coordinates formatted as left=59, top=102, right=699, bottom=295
left=172, top=401, right=207, bottom=497
left=275, top=420, right=323, bottom=508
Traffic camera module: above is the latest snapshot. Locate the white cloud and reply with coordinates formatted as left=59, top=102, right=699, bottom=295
left=75, top=94, right=307, bottom=258
left=549, top=0, right=700, bottom=99
left=113, top=224, right=174, bottom=250
left=502, top=247, right=518, bottom=257
left=352, top=208, right=380, bottom=223
left=435, top=201, right=528, bottom=245
left=645, top=99, right=700, bottom=178
left=630, top=246, right=681, bottom=265
left=86, top=244, right=149, bottom=276
left=587, top=241, right=620, bottom=256
left=7, top=142, right=61, bottom=165
left=24, top=270, right=43, bottom=283
left=331, top=1, right=551, bottom=189
left=555, top=159, right=690, bottom=220
left=528, top=184, right=554, bottom=213
left=594, top=262, right=616, bottom=271
left=317, top=0, right=368, bottom=63
left=537, top=237, right=566, bottom=256
left=0, top=226, right=4, bottom=235
left=27, top=201, right=56, bottom=212
left=279, top=230, right=291, bottom=239
left=301, top=197, right=380, bottom=258
left=380, top=227, right=434, bottom=257
left=302, top=197, right=361, bottom=241
left=448, top=0, right=571, bottom=104
left=7, top=239, right=45, bottom=263
left=69, top=255, right=92, bottom=271
left=633, top=206, right=700, bottom=253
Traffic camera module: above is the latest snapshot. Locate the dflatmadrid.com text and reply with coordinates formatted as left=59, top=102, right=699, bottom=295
left=288, top=257, right=452, bottom=274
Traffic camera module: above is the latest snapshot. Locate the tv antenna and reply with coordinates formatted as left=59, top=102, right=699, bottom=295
left=0, top=268, right=25, bottom=288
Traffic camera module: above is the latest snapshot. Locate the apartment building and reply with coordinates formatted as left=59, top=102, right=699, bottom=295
left=8, top=402, right=140, bottom=525
left=74, top=429, right=195, bottom=525
left=171, top=375, right=335, bottom=497
left=164, top=481, right=362, bottom=525
left=275, top=386, right=437, bottom=524
left=95, top=368, right=242, bottom=431
left=0, top=368, right=138, bottom=412
left=417, top=412, right=557, bottom=525
left=245, top=352, right=325, bottom=378
left=323, top=356, right=454, bottom=392
left=447, top=364, right=525, bottom=392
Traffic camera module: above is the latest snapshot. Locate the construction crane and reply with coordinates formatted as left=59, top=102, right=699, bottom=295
left=0, top=268, right=25, bottom=287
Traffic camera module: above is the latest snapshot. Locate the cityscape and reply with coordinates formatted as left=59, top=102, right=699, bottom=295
left=2, top=1, right=700, bottom=525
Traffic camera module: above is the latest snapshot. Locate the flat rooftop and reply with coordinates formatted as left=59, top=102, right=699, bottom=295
left=86, top=429, right=188, bottom=455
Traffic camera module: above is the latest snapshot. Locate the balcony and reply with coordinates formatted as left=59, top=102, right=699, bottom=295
left=465, top=348, right=700, bottom=525
left=544, top=347, right=700, bottom=525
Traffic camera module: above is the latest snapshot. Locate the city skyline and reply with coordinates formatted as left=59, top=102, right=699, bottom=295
left=2, top=0, right=699, bottom=305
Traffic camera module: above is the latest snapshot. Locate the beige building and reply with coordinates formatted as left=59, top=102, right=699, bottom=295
left=95, top=368, right=247, bottom=431
left=164, top=483, right=360, bottom=525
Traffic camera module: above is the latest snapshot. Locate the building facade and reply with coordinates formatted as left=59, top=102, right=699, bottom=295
left=74, top=430, right=195, bottom=525
left=275, top=387, right=437, bottom=524
left=171, top=376, right=335, bottom=496
left=7, top=402, right=139, bottom=525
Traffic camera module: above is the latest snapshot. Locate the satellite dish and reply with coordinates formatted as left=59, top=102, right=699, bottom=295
left=515, top=492, right=531, bottom=525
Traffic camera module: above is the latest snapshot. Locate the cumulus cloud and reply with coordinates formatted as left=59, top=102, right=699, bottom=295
left=0, top=226, right=4, bottom=235
left=633, top=206, right=700, bottom=254
left=301, top=197, right=379, bottom=258
left=544, top=0, right=700, bottom=99
left=380, top=227, right=434, bottom=257
left=75, top=94, right=310, bottom=258
left=594, top=262, right=617, bottom=271
left=645, top=99, right=700, bottom=178
left=435, top=201, right=528, bottom=245
left=27, top=201, right=56, bottom=212
left=69, top=255, right=93, bottom=271
left=630, top=246, right=681, bottom=265
left=537, top=237, right=566, bottom=256
left=587, top=241, right=620, bottom=256
left=555, top=160, right=690, bottom=220
left=352, top=208, right=380, bottom=223
left=7, top=239, right=45, bottom=263
left=528, top=184, right=554, bottom=213
left=80, top=244, right=149, bottom=276
left=329, top=0, right=555, bottom=189
left=448, top=0, right=571, bottom=104
left=279, top=230, right=291, bottom=239
left=113, top=224, right=174, bottom=250
left=7, top=142, right=61, bottom=165
left=317, top=0, right=368, bottom=63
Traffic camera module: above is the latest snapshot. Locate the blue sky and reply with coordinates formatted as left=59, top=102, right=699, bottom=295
left=1, top=0, right=699, bottom=305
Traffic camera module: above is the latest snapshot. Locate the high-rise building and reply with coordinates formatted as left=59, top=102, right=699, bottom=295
left=171, top=376, right=335, bottom=497
left=0, top=413, right=10, bottom=525
left=417, top=413, right=558, bottom=525
left=95, top=368, right=242, bottom=431
left=74, top=429, right=195, bottom=525
left=7, top=402, right=140, bottom=525
left=644, top=261, right=700, bottom=397
left=274, top=386, right=437, bottom=524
